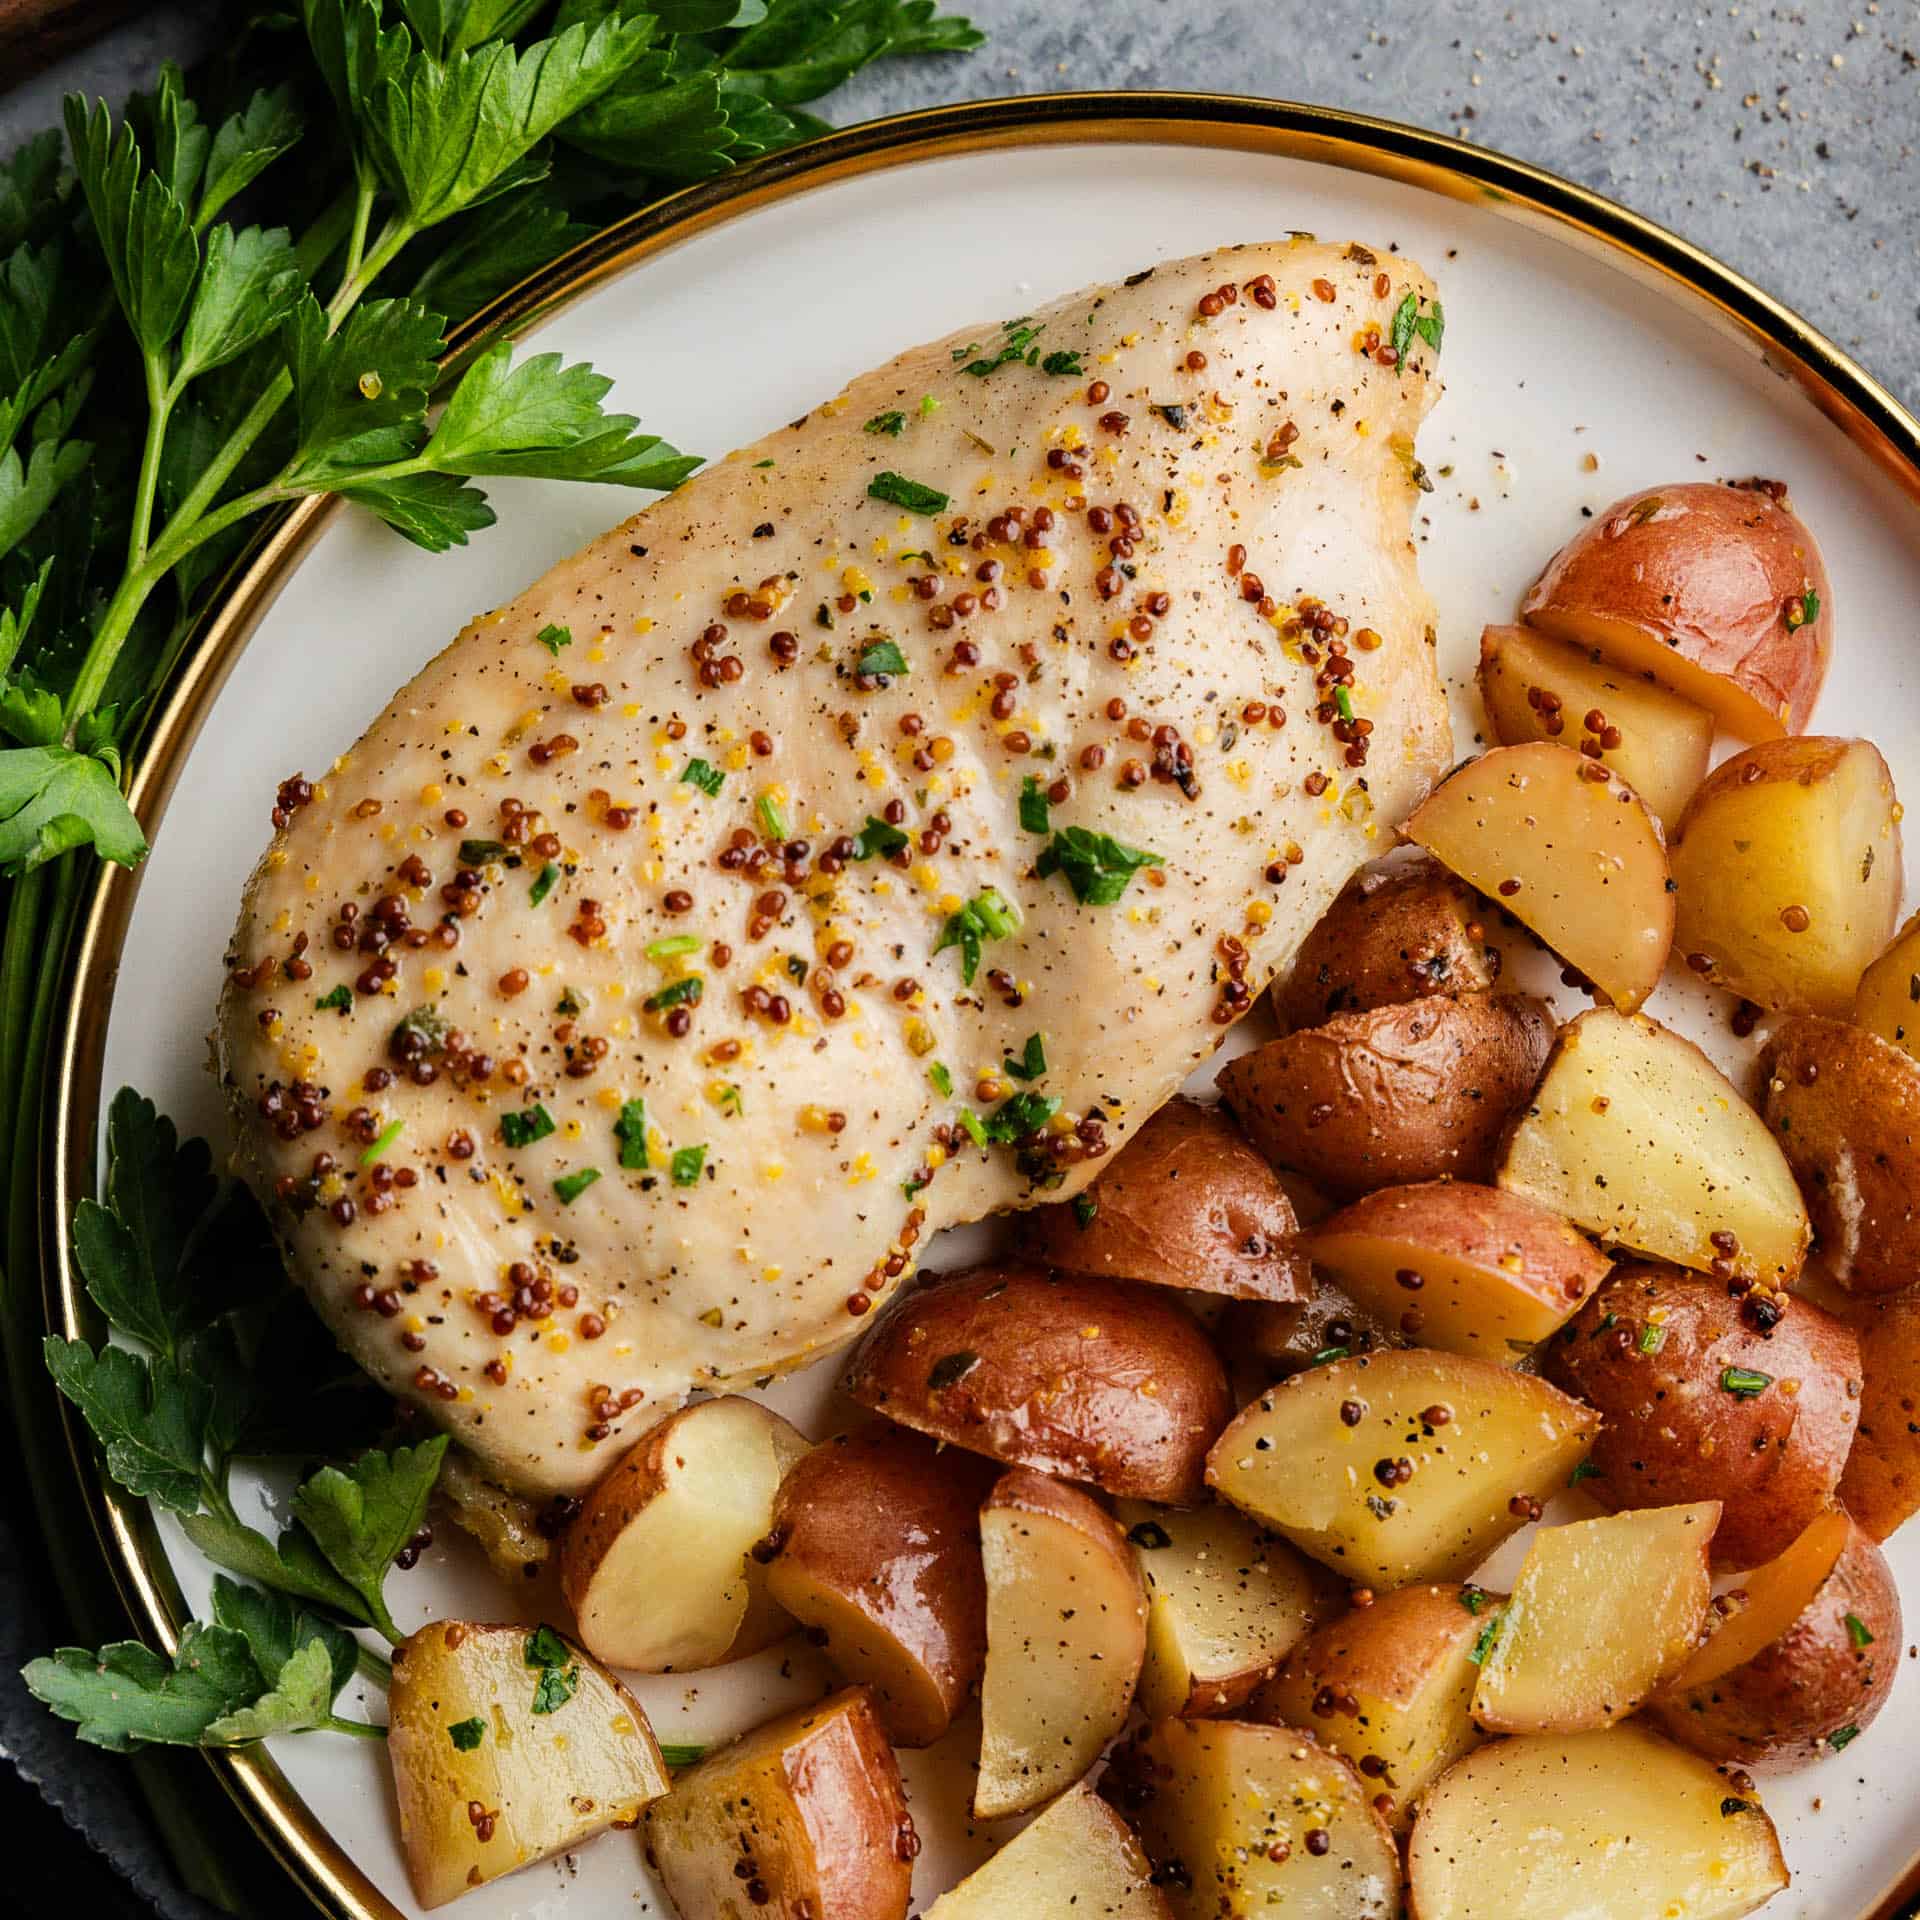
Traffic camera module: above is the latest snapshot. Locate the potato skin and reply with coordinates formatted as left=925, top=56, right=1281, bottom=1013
left=1024, top=1096, right=1309, bottom=1302
left=1219, top=993, right=1554, bottom=1200
left=1273, top=855, right=1498, bottom=1032
left=1759, top=1014, right=1920, bottom=1296
left=1647, top=1519, right=1900, bottom=1771
left=1544, top=1264, right=1863, bottom=1569
left=841, top=1263, right=1232, bottom=1505
left=1218, top=1283, right=1401, bottom=1379
left=1839, top=1289, right=1920, bottom=1539
left=1520, top=479, right=1832, bottom=737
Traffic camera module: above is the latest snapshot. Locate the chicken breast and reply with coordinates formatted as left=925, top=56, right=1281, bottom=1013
left=219, top=240, right=1449, bottom=1496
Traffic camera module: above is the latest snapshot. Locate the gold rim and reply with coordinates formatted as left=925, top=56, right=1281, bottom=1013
left=44, top=91, right=1920, bottom=1920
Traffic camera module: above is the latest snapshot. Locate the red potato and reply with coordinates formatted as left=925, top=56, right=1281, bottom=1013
left=1520, top=478, right=1833, bottom=738
left=1839, top=1289, right=1920, bottom=1539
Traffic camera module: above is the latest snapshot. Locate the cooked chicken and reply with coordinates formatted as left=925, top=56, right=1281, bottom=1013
left=219, top=241, right=1449, bottom=1496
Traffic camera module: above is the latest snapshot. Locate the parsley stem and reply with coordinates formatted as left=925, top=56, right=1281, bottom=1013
left=356, top=1645, right=393, bottom=1688
left=127, top=350, right=174, bottom=574
left=321, top=1712, right=388, bottom=1740
left=339, top=177, right=378, bottom=292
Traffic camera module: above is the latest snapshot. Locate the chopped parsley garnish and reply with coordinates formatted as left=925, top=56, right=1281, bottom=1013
left=956, top=1108, right=988, bottom=1148
left=1389, top=293, right=1445, bottom=371
left=934, top=887, right=1022, bottom=983
left=643, top=976, right=703, bottom=1014
left=447, top=1717, right=486, bottom=1751
left=457, top=837, right=508, bottom=865
left=315, top=984, right=352, bottom=1014
left=851, top=815, right=909, bottom=860
left=715, top=1084, right=743, bottom=1117
left=1845, top=1612, right=1875, bottom=1649
left=615, top=1100, right=651, bottom=1170
left=927, top=1350, right=981, bottom=1390
left=658, top=1743, right=707, bottom=1770
left=1127, top=1520, right=1172, bottom=1550
left=1637, top=1323, right=1667, bottom=1355
left=525, top=1625, right=571, bottom=1668
left=528, top=862, right=560, bottom=906
left=670, top=1145, right=706, bottom=1187
left=680, top=757, right=725, bottom=797
left=1720, top=1366, right=1773, bottom=1399
left=1309, top=1345, right=1351, bottom=1365
left=1467, top=1614, right=1504, bottom=1667
left=645, top=933, right=701, bottom=961
left=535, top=623, right=572, bottom=656
left=532, top=1663, right=578, bottom=1715
left=863, top=410, right=906, bottom=436
left=553, top=1167, right=601, bottom=1206
left=1072, top=1194, right=1098, bottom=1229
left=1004, top=1032, right=1048, bottom=1081
left=756, top=793, right=789, bottom=842
left=855, top=640, right=909, bottom=679
left=867, top=471, right=951, bottom=515
left=359, top=1119, right=404, bottom=1167
left=1018, top=774, right=1052, bottom=834
left=500, top=1104, right=556, bottom=1149
left=1568, top=1460, right=1601, bottom=1486
left=983, top=1090, right=1060, bottom=1143
left=960, top=316, right=1046, bottom=377
left=1460, top=1587, right=1490, bottom=1616
left=1828, top=1723, right=1861, bottom=1751
left=1041, top=349, right=1085, bottom=376
left=928, top=1062, right=954, bottom=1098
left=918, top=393, right=939, bottom=417
left=1787, top=588, right=1821, bottom=630
left=1332, top=685, right=1355, bottom=723
left=1036, top=826, right=1164, bottom=905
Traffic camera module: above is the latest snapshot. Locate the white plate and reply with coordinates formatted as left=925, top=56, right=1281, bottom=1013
left=90, top=110, right=1920, bottom=1919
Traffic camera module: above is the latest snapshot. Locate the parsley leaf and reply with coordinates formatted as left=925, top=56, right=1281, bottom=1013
left=553, top=1166, right=601, bottom=1205
left=289, top=1436, right=449, bottom=1643
left=864, top=410, right=906, bottom=436
left=448, top=1715, right=486, bottom=1750
left=681, top=756, right=725, bottom=795
left=855, top=639, right=908, bottom=678
left=983, top=1090, right=1060, bottom=1143
left=1017, top=774, right=1051, bottom=834
left=0, top=745, right=147, bottom=876
left=41, top=1340, right=208, bottom=1515
left=174, top=224, right=307, bottom=387
left=671, top=1144, right=706, bottom=1187
left=208, top=1574, right=358, bottom=1701
left=500, top=1102, right=555, bottom=1148
left=934, top=887, right=1021, bottom=983
left=1003, top=1032, right=1047, bottom=1081
left=22, top=1623, right=262, bottom=1752
left=196, top=85, right=305, bottom=229
left=201, top=1636, right=341, bottom=1745
left=1035, top=825, right=1163, bottom=906
left=867, top=470, right=949, bottom=514
left=615, top=1098, right=651, bottom=1169
left=850, top=814, right=908, bottom=860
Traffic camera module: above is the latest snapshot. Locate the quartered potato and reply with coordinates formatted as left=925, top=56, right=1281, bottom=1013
left=1402, top=741, right=1673, bottom=1012
left=1649, top=1511, right=1901, bottom=1771
left=1470, top=1503, right=1720, bottom=1734
left=643, top=1687, right=913, bottom=1920
left=1255, top=1581, right=1489, bottom=1830
left=1406, top=1724, right=1790, bottom=1920
left=1117, top=1497, right=1329, bottom=1719
left=1477, top=621, right=1715, bottom=823
left=1853, top=907, right=1920, bottom=1061
left=976, top=1467, right=1148, bottom=1819
left=558, top=1396, right=808, bottom=1673
left=1840, top=1289, right=1920, bottom=1539
left=387, top=1621, right=669, bottom=1910
left=1105, top=1717, right=1401, bottom=1919
left=1304, top=1181, right=1610, bottom=1360
left=1672, top=737, right=1901, bottom=1015
left=1206, top=1350, right=1597, bottom=1588
left=1220, top=1282, right=1403, bottom=1382
left=1497, top=1006, right=1810, bottom=1286
left=924, top=1781, right=1171, bottom=1919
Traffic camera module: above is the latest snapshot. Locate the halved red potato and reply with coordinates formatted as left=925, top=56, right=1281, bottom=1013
left=1839, top=1290, right=1920, bottom=1539
left=976, top=1467, right=1148, bottom=1819
left=1519, top=478, right=1832, bottom=738
left=760, top=1427, right=994, bottom=1746
left=1025, top=1096, right=1311, bottom=1302
left=1407, top=1724, right=1789, bottom=1920
left=925, top=1781, right=1171, bottom=1919
left=1219, top=1284, right=1402, bottom=1381
left=1402, top=741, right=1673, bottom=1012
left=841, top=1263, right=1231, bottom=1505
left=1648, top=1512, right=1901, bottom=1771
left=1477, top=622, right=1715, bottom=824
left=1470, top=1503, right=1720, bottom=1735
left=1304, top=1182, right=1610, bottom=1360
left=1853, top=908, right=1920, bottom=1063
left=1672, top=737, right=1901, bottom=1015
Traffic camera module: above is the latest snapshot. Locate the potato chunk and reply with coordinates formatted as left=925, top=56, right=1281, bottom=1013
left=1496, top=1006, right=1809, bottom=1285
left=1406, top=1724, right=1789, bottom=1919
left=388, top=1620, right=668, bottom=1909
left=1672, top=737, right=1901, bottom=1014
left=1839, top=1290, right=1920, bottom=1539
left=1402, top=741, right=1673, bottom=1012
left=977, top=1467, right=1148, bottom=1818
left=1853, top=908, right=1920, bottom=1062
left=1105, top=1718, right=1401, bottom=1919
left=1470, top=1504, right=1719, bottom=1734
left=1478, top=622, right=1714, bottom=823
left=1206, top=1350, right=1597, bottom=1588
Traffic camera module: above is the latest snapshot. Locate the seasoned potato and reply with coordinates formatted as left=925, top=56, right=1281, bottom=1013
left=977, top=1467, right=1148, bottom=1819
left=925, top=1781, right=1171, bottom=1919
left=1649, top=1512, right=1900, bottom=1770
left=1219, top=1284, right=1401, bottom=1381
left=1758, top=1015, right=1920, bottom=1295
left=1838, top=1289, right=1920, bottom=1538
left=1672, top=737, right=1901, bottom=1014
left=1273, top=855, right=1498, bottom=1031
left=1219, top=993, right=1554, bottom=1201
left=1471, top=1504, right=1719, bottom=1734
left=1025, top=1096, right=1310, bottom=1302
left=1402, top=741, right=1673, bottom=1012
left=1255, top=1582, right=1489, bottom=1830
left=1406, top=1724, right=1789, bottom=1919
left=644, top=1686, right=912, bottom=1920
left=841, top=1263, right=1230, bottom=1505
left=1543, top=1264, right=1861, bottom=1569
left=1105, top=1717, right=1401, bottom=1919
left=1305, top=1182, right=1610, bottom=1360
left=388, top=1620, right=668, bottom=1909
left=1853, top=907, right=1920, bottom=1063
left=760, top=1428, right=993, bottom=1746
left=559, top=1396, right=808, bottom=1673
left=1519, top=477, right=1832, bottom=738
left=1497, top=1006, right=1810, bottom=1286
left=1207, top=1350, right=1597, bottom=1588
left=1118, top=1497, right=1328, bottom=1719
left=1478, top=621, right=1714, bottom=823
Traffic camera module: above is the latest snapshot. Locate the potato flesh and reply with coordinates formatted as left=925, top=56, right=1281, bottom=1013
left=387, top=1622, right=668, bottom=1910
left=925, top=1782, right=1169, bottom=1919
left=1854, top=909, right=1920, bottom=1063
left=1117, top=1498, right=1324, bottom=1719
left=1672, top=737, right=1901, bottom=1015
left=1207, top=1351, right=1596, bottom=1588
left=1403, top=741, right=1673, bottom=1013
left=1115, top=1718, right=1400, bottom=1920
left=1496, top=1007, right=1809, bottom=1284
left=1407, top=1724, right=1788, bottom=1920
left=1471, top=1503, right=1719, bottom=1734
left=1665, top=1511, right=1849, bottom=1690
left=1478, top=623, right=1714, bottom=824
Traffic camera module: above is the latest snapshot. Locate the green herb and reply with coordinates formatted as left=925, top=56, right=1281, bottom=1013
left=983, top=1090, right=1060, bottom=1144
left=1467, top=1613, right=1505, bottom=1667
left=359, top=1119, right=403, bottom=1167
left=1041, top=349, right=1084, bottom=376
left=927, top=1350, right=980, bottom=1390
left=1332, top=685, right=1355, bottom=723
left=919, top=393, right=940, bottom=417
left=1308, top=1345, right=1351, bottom=1366
left=1846, top=1612, right=1875, bottom=1649
left=756, top=793, right=789, bottom=841
left=457, top=838, right=508, bottom=865
left=934, top=887, right=1022, bottom=983
left=716, top=1084, right=743, bottom=1118
left=524, top=1626, right=571, bottom=1670
left=1126, top=1520, right=1172, bottom=1550
left=671, top=1145, right=706, bottom=1188
left=1389, top=292, right=1443, bottom=370
left=864, top=411, right=906, bottom=436
left=658, top=1742, right=707, bottom=1770
left=1004, top=1032, right=1048, bottom=1081
left=500, top=1104, right=555, bottom=1149
left=643, top=976, right=703, bottom=1014
left=1018, top=775, right=1052, bottom=834
left=960, top=316, right=1046, bottom=377
left=390, top=1005, right=449, bottom=1059
left=681, top=757, right=725, bottom=797
left=645, top=933, right=701, bottom=961
left=314, top=984, right=352, bottom=1014
left=1720, top=1367, right=1773, bottom=1399
left=536, top=623, right=572, bottom=656
left=1637, top=1323, right=1667, bottom=1355
left=855, top=639, right=909, bottom=679
left=528, top=861, right=560, bottom=906
left=448, top=1716, right=486, bottom=1751
left=867, top=471, right=951, bottom=515
left=615, top=1100, right=651, bottom=1171
left=524, top=1625, right=579, bottom=1715
left=1414, top=299, right=1445, bottom=353
left=928, top=1062, right=954, bottom=1098
left=1036, top=826, right=1164, bottom=905
left=1828, top=1724, right=1861, bottom=1751
left=1568, top=1460, right=1601, bottom=1486
left=1072, top=1194, right=1098, bottom=1229
left=956, top=1108, right=989, bottom=1149
left=851, top=815, right=909, bottom=860
left=1460, top=1587, right=1489, bottom=1616
left=553, top=1167, right=601, bottom=1206
left=290, top=1437, right=450, bottom=1645
left=1787, top=588, right=1820, bottom=630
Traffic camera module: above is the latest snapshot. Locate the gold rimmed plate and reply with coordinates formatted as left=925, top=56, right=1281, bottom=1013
left=44, top=93, right=1920, bottom=1919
